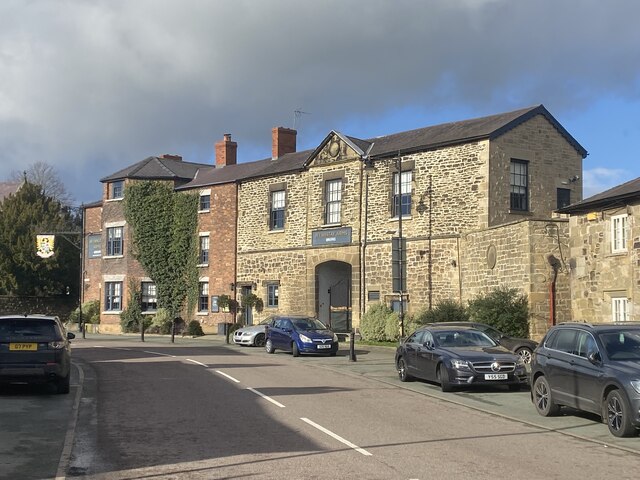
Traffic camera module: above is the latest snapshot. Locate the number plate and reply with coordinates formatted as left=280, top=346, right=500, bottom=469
left=317, top=344, right=331, bottom=349
left=9, top=343, right=37, bottom=351
left=484, top=373, right=508, bottom=380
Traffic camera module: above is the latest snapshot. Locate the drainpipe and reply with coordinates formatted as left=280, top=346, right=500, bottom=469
left=548, top=255, right=561, bottom=326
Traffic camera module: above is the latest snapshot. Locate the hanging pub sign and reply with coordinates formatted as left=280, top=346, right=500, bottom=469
left=36, top=234, right=55, bottom=258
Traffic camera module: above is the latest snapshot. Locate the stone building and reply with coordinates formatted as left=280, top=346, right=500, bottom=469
left=233, top=105, right=586, bottom=339
left=83, top=105, right=586, bottom=339
left=559, top=177, right=640, bottom=323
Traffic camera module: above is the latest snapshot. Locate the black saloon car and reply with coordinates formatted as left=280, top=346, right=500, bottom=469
left=395, top=325, right=528, bottom=392
left=0, top=314, right=75, bottom=394
left=531, top=322, right=640, bottom=437
left=432, top=322, right=538, bottom=363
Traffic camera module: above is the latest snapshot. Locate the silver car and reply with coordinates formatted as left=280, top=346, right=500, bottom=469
left=233, top=318, right=275, bottom=347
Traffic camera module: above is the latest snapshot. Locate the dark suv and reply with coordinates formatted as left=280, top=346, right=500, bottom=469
left=0, top=315, right=75, bottom=394
left=531, top=322, right=640, bottom=437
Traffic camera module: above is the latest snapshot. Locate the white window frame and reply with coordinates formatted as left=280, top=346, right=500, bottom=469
left=199, top=189, right=211, bottom=212
left=611, top=214, right=628, bottom=253
left=105, top=281, right=123, bottom=311
left=198, top=282, right=209, bottom=313
left=612, top=297, right=628, bottom=322
left=106, top=226, right=123, bottom=256
left=324, top=178, right=342, bottom=225
left=198, top=234, right=210, bottom=265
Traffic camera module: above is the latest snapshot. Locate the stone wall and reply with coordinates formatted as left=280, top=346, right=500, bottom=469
left=461, top=218, right=570, bottom=340
left=489, top=115, right=583, bottom=226
left=568, top=203, right=640, bottom=322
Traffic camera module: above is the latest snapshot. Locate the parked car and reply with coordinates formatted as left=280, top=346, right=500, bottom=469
left=431, top=322, right=538, bottom=364
left=0, top=314, right=75, bottom=394
left=233, top=317, right=276, bottom=347
left=395, top=325, right=528, bottom=392
left=531, top=322, right=640, bottom=438
left=265, top=315, right=339, bottom=357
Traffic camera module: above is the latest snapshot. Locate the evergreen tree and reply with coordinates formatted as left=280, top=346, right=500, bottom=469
left=0, top=182, right=80, bottom=296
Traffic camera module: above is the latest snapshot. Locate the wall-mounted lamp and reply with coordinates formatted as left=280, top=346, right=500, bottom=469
left=416, top=192, right=429, bottom=215
left=561, top=175, right=580, bottom=185
left=229, top=283, right=235, bottom=291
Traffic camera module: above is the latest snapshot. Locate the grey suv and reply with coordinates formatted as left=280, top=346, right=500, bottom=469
left=0, top=314, right=75, bottom=394
left=531, top=322, right=640, bottom=437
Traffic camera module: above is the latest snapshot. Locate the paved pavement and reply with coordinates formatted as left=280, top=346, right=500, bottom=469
left=71, top=332, right=640, bottom=455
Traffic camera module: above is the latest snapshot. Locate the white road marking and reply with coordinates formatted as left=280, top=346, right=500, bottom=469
left=246, top=388, right=286, bottom=408
left=144, top=351, right=176, bottom=357
left=186, top=358, right=208, bottom=367
left=300, top=417, right=372, bottom=456
left=215, top=370, right=241, bottom=383
left=55, top=362, right=85, bottom=479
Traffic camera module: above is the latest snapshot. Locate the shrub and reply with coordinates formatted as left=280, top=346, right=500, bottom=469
left=120, top=284, right=143, bottom=333
left=467, top=287, right=529, bottom=338
left=187, top=320, right=204, bottom=337
left=360, top=303, right=394, bottom=341
left=414, top=299, right=469, bottom=325
left=384, top=312, right=402, bottom=341
left=148, top=308, right=173, bottom=334
left=68, top=300, right=100, bottom=325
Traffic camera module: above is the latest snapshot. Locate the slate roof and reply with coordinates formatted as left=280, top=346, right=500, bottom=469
left=0, top=181, right=21, bottom=201
left=100, top=156, right=210, bottom=183
left=557, top=176, right=640, bottom=214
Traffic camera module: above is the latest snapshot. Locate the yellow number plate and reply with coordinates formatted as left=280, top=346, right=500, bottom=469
left=9, top=343, right=37, bottom=351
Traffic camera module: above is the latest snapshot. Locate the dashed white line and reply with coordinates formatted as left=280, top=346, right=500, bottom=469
left=144, top=351, right=176, bottom=357
left=215, top=370, right=241, bottom=383
left=301, top=417, right=372, bottom=456
left=186, top=358, right=208, bottom=367
left=246, top=387, right=286, bottom=408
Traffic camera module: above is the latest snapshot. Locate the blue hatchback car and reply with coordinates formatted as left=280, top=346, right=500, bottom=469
left=265, top=315, right=339, bottom=357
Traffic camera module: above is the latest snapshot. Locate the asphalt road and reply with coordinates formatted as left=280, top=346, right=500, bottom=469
left=3, top=334, right=640, bottom=479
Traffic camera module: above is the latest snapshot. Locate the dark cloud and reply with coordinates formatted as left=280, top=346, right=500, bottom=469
left=1, top=0, right=639, bottom=202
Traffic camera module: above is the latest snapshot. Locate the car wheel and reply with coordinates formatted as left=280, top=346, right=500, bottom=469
left=437, top=364, right=453, bottom=392
left=533, top=375, right=559, bottom=416
left=606, top=390, right=637, bottom=437
left=292, top=342, right=300, bottom=357
left=397, top=357, right=413, bottom=382
left=253, top=333, right=265, bottom=347
left=265, top=338, right=275, bottom=354
left=516, top=347, right=533, bottom=364
left=56, top=374, right=70, bottom=394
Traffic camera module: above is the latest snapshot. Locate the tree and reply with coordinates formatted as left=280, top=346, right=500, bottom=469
left=124, top=181, right=199, bottom=322
left=0, top=181, right=80, bottom=296
left=10, top=161, right=73, bottom=206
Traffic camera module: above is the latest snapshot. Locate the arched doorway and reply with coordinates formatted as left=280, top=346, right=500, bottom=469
left=315, top=261, right=352, bottom=332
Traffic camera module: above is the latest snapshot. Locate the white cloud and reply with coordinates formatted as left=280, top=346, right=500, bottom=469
left=582, top=167, right=629, bottom=198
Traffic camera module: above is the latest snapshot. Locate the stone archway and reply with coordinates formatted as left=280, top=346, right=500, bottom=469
left=315, top=261, right=352, bottom=332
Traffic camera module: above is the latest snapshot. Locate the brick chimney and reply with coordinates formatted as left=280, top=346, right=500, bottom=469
left=272, top=127, right=297, bottom=159
left=159, top=154, right=182, bottom=162
left=215, top=133, right=237, bottom=167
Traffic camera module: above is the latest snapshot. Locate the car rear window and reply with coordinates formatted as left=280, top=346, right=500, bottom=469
left=0, top=319, right=61, bottom=340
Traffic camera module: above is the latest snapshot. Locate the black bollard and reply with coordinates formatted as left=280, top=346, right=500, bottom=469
left=349, top=329, right=357, bottom=362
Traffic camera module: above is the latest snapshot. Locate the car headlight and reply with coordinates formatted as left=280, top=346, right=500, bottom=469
left=299, top=334, right=313, bottom=343
left=631, top=380, right=640, bottom=394
left=333, top=333, right=338, bottom=342
left=450, top=359, right=470, bottom=370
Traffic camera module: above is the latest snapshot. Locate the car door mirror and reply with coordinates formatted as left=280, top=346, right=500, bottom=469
left=423, top=340, right=434, bottom=350
left=587, top=350, right=601, bottom=364
left=67, top=332, right=75, bottom=340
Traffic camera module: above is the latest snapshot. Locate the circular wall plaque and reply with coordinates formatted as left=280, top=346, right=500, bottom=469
left=328, top=141, right=340, bottom=157
left=486, top=244, right=497, bottom=270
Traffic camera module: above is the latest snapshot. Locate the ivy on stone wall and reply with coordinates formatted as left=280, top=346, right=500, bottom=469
left=124, top=181, right=199, bottom=320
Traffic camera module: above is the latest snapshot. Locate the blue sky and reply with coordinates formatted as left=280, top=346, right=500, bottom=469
left=0, top=0, right=638, bottom=203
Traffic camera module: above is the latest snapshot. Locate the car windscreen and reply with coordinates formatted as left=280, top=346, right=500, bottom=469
left=0, top=319, right=61, bottom=340
left=600, top=330, right=640, bottom=361
left=291, top=318, right=327, bottom=331
left=433, top=330, right=496, bottom=348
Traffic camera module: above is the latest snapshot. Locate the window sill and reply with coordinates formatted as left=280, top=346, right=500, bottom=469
left=508, top=210, right=533, bottom=216
left=198, top=209, right=210, bottom=214
left=268, top=229, right=285, bottom=234
left=197, top=263, right=209, bottom=268
left=105, top=198, right=123, bottom=202
left=141, top=311, right=157, bottom=315
left=388, top=215, right=412, bottom=222
left=321, top=223, right=342, bottom=228
left=196, top=311, right=209, bottom=316
left=607, top=250, right=629, bottom=257
left=103, top=255, right=124, bottom=259
left=102, top=310, right=122, bottom=315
